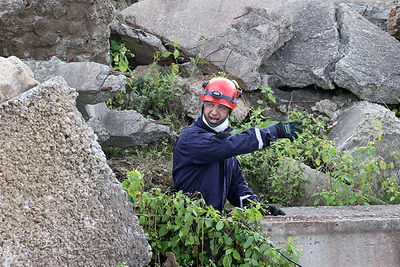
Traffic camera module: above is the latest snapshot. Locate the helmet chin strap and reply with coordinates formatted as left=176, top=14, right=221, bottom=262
left=202, top=114, right=230, bottom=133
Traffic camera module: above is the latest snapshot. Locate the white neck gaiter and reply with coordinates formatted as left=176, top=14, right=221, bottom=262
left=202, top=114, right=229, bottom=133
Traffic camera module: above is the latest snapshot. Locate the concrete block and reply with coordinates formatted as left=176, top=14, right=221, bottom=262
left=261, top=205, right=400, bottom=267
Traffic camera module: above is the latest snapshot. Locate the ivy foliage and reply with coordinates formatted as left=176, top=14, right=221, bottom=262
left=122, top=170, right=301, bottom=267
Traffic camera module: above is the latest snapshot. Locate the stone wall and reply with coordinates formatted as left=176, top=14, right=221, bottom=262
left=0, top=76, right=151, bottom=266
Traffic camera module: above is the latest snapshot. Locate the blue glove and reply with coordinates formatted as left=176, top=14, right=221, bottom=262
left=275, top=121, right=303, bottom=141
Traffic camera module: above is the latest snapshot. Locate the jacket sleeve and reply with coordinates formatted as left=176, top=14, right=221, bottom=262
left=183, top=125, right=279, bottom=165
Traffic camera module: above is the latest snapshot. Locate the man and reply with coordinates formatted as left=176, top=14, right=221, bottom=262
left=172, top=77, right=302, bottom=215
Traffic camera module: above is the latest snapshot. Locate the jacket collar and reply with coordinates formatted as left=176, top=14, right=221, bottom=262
left=194, top=115, right=233, bottom=134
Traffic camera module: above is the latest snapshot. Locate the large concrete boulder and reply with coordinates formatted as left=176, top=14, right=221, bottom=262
left=121, top=0, right=292, bottom=90
left=345, top=3, right=390, bottom=31
left=261, top=0, right=340, bottom=90
left=0, top=56, right=39, bottom=103
left=328, top=101, right=400, bottom=164
left=85, top=102, right=171, bottom=147
left=24, top=56, right=127, bottom=117
left=261, top=0, right=400, bottom=105
left=334, top=4, right=400, bottom=104
left=0, top=0, right=114, bottom=64
left=0, top=76, right=151, bottom=266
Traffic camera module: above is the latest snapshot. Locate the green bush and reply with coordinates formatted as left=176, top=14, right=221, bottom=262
left=107, top=40, right=186, bottom=125
left=110, top=40, right=135, bottom=73
left=313, top=142, right=400, bottom=206
left=236, top=109, right=400, bottom=207
left=122, top=170, right=301, bottom=267
left=235, top=110, right=329, bottom=206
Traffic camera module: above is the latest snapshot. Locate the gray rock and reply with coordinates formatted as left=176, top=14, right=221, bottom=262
left=345, top=4, right=390, bottom=31
left=110, top=19, right=167, bottom=65
left=299, top=162, right=332, bottom=206
left=330, top=0, right=393, bottom=10
left=0, top=76, right=151, bottom=266
left=86, top=116, right=111, bottom=143
left=334, top=4, right=400, bottom=104
left=261, top=0, right=340, bottom=90
left=0, top=56, right=39, bottom=103
left=0, top=0, right=114, bottom=64
left=86, top=102, right=171, bottom=147
left=24, top=57, right=127, bottom=117
left=312, top=99, right=340, bottom=120
left=262, top=0, right=400, bottom=105
left=328, top=101, right=400, bottom=164
left=178, top=78, right=203, bottom=120
left=121, top=0, right=292, bottom=90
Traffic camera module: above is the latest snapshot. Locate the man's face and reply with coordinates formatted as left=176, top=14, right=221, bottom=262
left=203, top=101, right=230, bottom=126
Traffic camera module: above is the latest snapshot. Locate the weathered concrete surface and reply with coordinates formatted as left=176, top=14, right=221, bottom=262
left=0, top=0, right=114, bottom=64
left=0, top=76, right=152, bottom=266
left=261, top=205, right=400, bottom=267
left=121, top=0, right=292, bottom=90
left=85, top=102, right=172, bottom=147
left=328, top=101, right=400, bottom=166
left=0, top=56, right=39, bottom=103
left=331, top=0, right=394, bottom=9
left=333, top=4, right=400, bottom=104
left=23, top=56, right=128, bottom=118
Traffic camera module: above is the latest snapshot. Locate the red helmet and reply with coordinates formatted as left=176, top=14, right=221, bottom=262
left=201, top=77, right=242, bottom=110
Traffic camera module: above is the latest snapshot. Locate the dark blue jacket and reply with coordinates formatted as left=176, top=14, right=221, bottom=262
left=172, top=116, right=279, bottom=211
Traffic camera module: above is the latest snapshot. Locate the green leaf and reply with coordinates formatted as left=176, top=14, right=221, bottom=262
left=233, top=250, right=241, bottom=261
left=349, top=195, right=357, bottom=204
left=268, top=93, right=276, bottom=103
left=222, top=254, right=232, bottom=266
left=327, top=195, right=335, bottom=204
left=244, top=236, right=254, bottom=248
left=216, top=221, right=224, bottom=231
left=158, top=225, right=168, bottom=237
left=162, top=51, right=172, bottom=58
left=173, top=49, right=180, bottom=59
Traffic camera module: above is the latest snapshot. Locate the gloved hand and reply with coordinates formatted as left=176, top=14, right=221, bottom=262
left=275, top=121, right=303, bottom=141
left=260, top=204, right=286, bottom=216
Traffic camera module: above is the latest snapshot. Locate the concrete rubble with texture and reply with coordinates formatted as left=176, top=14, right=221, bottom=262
left=0, top=76, right=151, bottom=266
